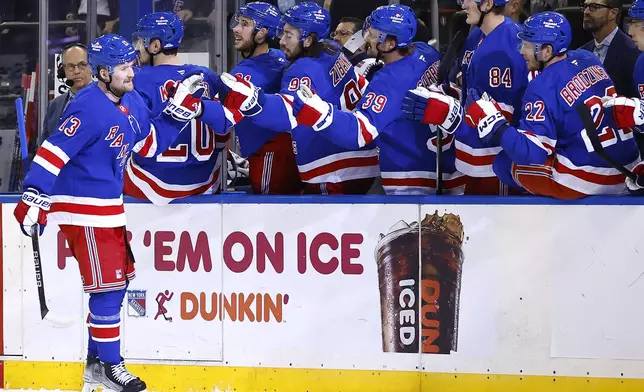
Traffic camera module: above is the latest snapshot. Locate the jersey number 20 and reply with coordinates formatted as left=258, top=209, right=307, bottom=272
left=157, top=120, right=217, bottom=162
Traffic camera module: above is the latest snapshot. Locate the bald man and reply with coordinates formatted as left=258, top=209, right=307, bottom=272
left=39, top=44, right=92, bottom=145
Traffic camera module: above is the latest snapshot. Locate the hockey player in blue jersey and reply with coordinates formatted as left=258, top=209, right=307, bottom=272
left=219, top=2, right=379, bottom=194
left=627, top=0, right=644, bottom=101
left=604, top=0, right=644, bottom=190
left=407, top=12, right=641, bottom=198
left=13, top=34, right=205, bottom=391
left=448, top=0, right=529, bottom=195
left=229, top=2, right=300, bottom=194
left=232, top=4, right=464, bottom=194
left=124, top=12, right=239, bottom=204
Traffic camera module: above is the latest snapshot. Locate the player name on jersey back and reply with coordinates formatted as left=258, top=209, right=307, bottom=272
left=559, top=63, right=610, bottom=106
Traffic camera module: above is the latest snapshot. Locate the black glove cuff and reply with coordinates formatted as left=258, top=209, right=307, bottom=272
left=491, top=122, right=510, bottom=145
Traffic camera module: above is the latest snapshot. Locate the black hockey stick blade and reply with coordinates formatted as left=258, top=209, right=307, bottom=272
left=433, top=31, right=466, bottom=195
left=437, top=30, right=466, bottom=85
left=31, top=224, right=50, bottom=319
left=575, top=103, right=637, bottom=181
left=30, top=224, right=76, bottom=328
left=435, top=128, right=444, bottom=195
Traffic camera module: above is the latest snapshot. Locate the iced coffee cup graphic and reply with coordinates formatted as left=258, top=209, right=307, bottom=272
left=376, top=211, right=464, bottom=354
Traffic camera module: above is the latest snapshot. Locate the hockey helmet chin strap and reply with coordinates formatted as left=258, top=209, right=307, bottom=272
left=475, top=0, right=500, bottom=29
left=475, top=2, right=490, bottom=28
left=242, top=21, right=269, bottom=60
left=534, top=43, right=556, bottom=71
left=99, top=67, right=126, bottom=99
left=242, top=33, right=259, bottom=59
left=373, top=33, right=401, bottom=63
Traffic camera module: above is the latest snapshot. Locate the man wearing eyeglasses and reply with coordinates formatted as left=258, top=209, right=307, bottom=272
left=39, top=44, right=93, bottom=145
left=580, top=0, right=640, bottom=97
left=331, top=17, right=363, bottom=46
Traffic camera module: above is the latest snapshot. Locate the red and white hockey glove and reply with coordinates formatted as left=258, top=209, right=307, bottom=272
left=164, top=73, right=205, bottom=122
left=218, top=72, right=264, bottom=117
left=602, top=96, right=644, bottom=129
left=626, top=163, right=644, bottom=192
left=465, top=88, right=509, bottom=145
left=293, top=84, right=334, bottom=131
left=402, top=86, right=462, bottom=134
left=13, top=187, right=50, bottom=236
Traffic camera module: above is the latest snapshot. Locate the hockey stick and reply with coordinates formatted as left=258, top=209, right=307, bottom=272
left=30, top=224, right=76, bottom=328
left=16, top=98, right=75, bottom=328
left=575, top=103, right=637, bottom=181
left=434, top=31, right=466, bottom=195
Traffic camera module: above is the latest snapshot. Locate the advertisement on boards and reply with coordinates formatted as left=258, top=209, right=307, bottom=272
left=6, top=201, right=644, bottom=375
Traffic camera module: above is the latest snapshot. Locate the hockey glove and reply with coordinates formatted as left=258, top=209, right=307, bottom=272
left=13, top=187, right=50, bottom=236
left=293, top=84, right=334, bottom=131
left=601, top=96, right=644, bottom=129
left=164, top=73, right=205, bottom=122
left=626, top=174, right=644, bottom=192
left=402, top=86, right=462, bottom=134
left=465, top=88, right=509, bottom=145
left=218, top=72, right=265, bottom=117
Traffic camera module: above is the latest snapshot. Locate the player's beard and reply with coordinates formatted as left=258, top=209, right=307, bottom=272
left=110, top=73, right=135, bottom=96
left=364, top=40, right=379, bottom=58
left=236, top=36, right=255, bottom=57
left=282, top=43, right=303, bottom=61
left=234, top=34, right=253, bottom=53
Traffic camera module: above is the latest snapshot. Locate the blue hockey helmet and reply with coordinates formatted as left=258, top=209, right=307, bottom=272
left=88, top=34, right=137, bottom=76
left=232, top=2, right=281, bottom=39
left=457, top=0, right=510, bottom=7
left=279, top=2, right=330, bottom=40
left=133, top=11, right=184, bottom=50
left=629, top=0, right=644, bottom=20
left=518, top=11, right=571, bottom=55
left=363, top=5, right=417, bottom=48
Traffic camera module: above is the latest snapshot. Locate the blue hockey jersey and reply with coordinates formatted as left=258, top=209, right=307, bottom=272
left=455, top=18, right=529, bottom=178
left=26, top=83, right=189, bottom=227
left=296, top=42, right=465, bottom=195
left=230, top=49, right=289, bottom=158
left=497, top=49, right=640, bottom=195
left=635, top=53, right=644, bottom=100
left=455, top=27, right=483, bottom=98
left=125, top=64, right=235, bottom=205
left=242, top=41, right=379, bottom=184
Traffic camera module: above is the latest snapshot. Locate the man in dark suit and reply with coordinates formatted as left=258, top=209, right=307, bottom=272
left=580, top=0, right=641, bottom=97
left=39, top=44, right=92, bottom=146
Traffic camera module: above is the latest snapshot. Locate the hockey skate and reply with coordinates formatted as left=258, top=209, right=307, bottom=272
left=99, top=359, right=147, bottom=392
left=81, top=355, right=102, bottom=392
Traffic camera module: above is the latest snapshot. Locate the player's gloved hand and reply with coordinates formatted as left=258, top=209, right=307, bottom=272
left=164, top=73, right=205, bottom=122
left=465, top=88, right=509, bottom=145
left=402, top=86, right=462, bottom=134
left=626, top=174, right=644, bottom=192
left=218, top=72, right=264, bottom=117
left=13, top=187, right=50, bottom=236
left=601, top=96, right=644, bottom=129
left=293, top=84, right=334, bottom=131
